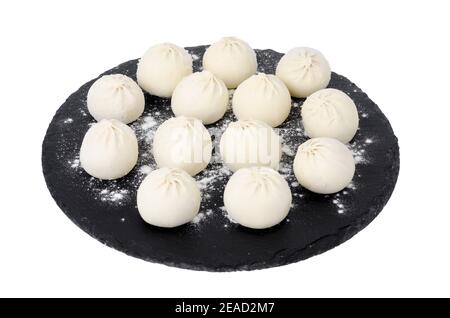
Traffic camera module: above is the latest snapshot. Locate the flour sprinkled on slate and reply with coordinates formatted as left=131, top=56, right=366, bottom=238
left=58, top=47, right=376, bottom=224
left=68, top=158, right=80, bottom=168
left=80, top=109, right=88, bottom=117
left=139, top=165, right=153, bottom=175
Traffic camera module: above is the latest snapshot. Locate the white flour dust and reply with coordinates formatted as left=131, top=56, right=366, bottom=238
left=68, top=158, right=80, bottom=168
left=99, top=189, right=129, bottom=203
left=220, top=206, right=237, bottom=226
left=139, top=165, right=153, bottom=175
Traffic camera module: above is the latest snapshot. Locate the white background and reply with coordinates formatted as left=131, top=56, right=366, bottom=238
left=1, top=0, right=449, bottom=298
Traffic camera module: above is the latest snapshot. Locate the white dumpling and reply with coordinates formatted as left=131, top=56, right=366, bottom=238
left=137, top=168, right=200, bottom=228
left=224, top=167, right=292, bottom=229
left=80, top=119, right=138, bottom=180
left=220, top=119, right=281, bottom=172
left=137, top=43, right=193, bottom=97
left=276, top=47, right=331, bottom=98
left=302, top=88, right=359, bottom=143
left=203, top=37, right=257, bottom=89
left=293, top=137, right=355, bottom=194
left=232, top=73, right=292, bottom=127
left=152, top=116, right=212, bottom=176
left=87, top=74, right=145, bottom=124
left=171, top=71, right=228, bottom=125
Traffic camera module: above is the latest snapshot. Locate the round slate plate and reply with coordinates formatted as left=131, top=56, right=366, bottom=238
left=42, top=46, right=399, bottom=271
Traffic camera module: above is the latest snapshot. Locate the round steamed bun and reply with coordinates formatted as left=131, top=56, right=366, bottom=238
left=203, top=37, right=257, bottom=89
left=137, top=43, right=192, bottom=97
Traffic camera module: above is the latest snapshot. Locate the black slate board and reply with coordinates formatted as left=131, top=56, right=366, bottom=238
left=42, top=46, right=400, bottom=271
